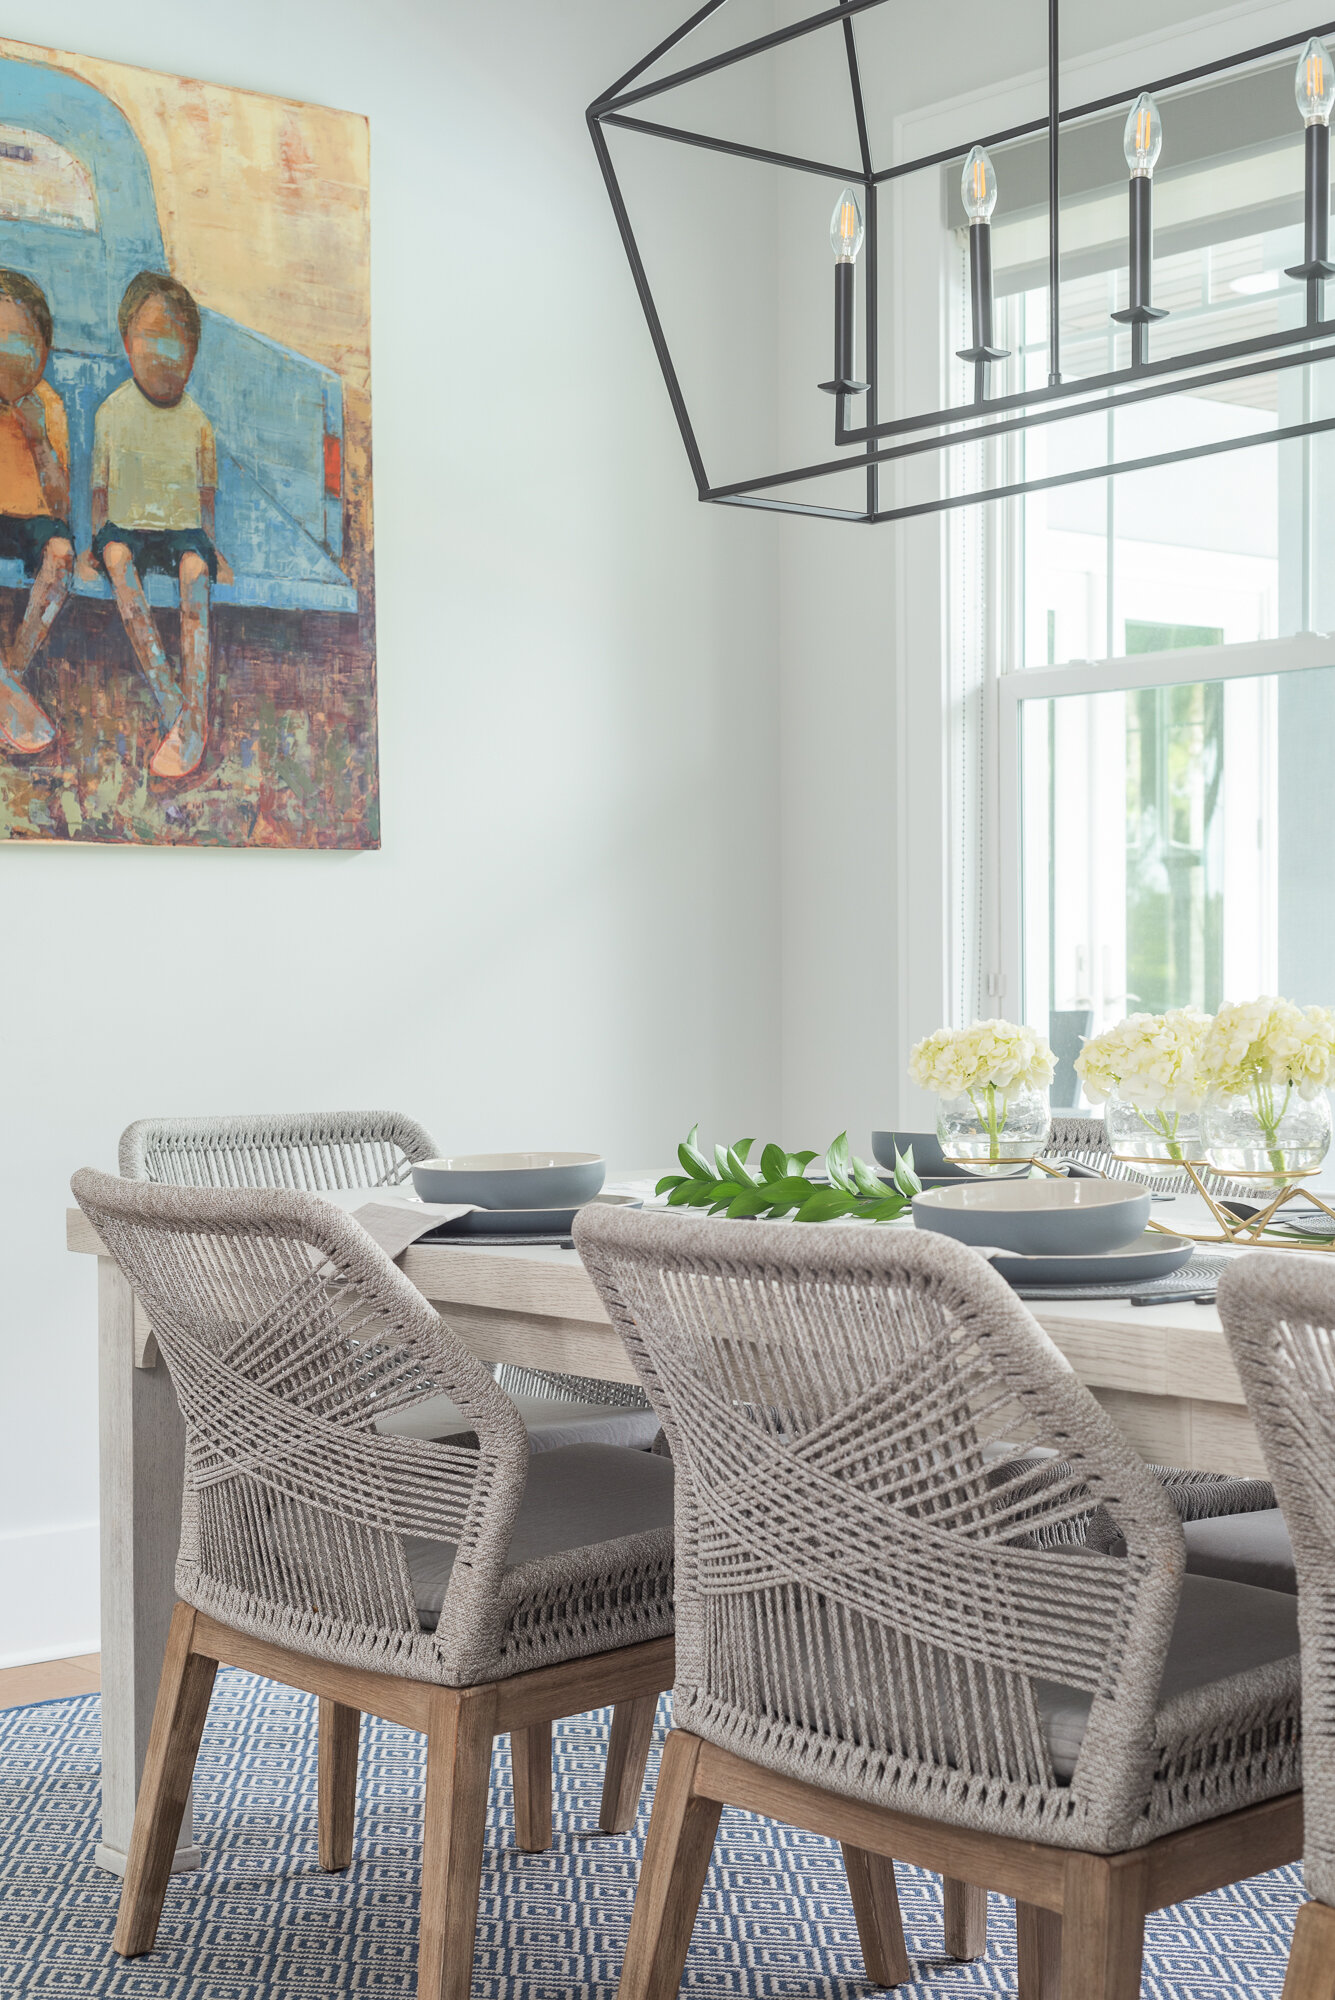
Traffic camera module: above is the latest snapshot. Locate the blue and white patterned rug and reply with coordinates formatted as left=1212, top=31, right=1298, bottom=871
left=0, top=1673, right=1304, bottom=1996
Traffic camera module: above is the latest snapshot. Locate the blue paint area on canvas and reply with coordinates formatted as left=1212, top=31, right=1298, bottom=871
left=0, top=54, right=354, bottom=613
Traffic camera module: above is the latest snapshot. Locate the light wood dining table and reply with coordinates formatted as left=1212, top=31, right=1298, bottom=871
left=67, top=1198, right=1266, bottom=1877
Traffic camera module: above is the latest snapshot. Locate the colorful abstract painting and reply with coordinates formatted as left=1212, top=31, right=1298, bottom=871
left=0, top=39, right=376, bottom=847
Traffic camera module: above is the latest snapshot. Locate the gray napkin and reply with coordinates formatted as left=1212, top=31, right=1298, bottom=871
left=351, top=1194, right=477, bottom=1260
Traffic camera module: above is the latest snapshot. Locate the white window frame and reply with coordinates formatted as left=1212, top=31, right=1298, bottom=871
left=996, top=630, right=1335, bottom=1020
left=889, top=0, right=1332, bottom=1126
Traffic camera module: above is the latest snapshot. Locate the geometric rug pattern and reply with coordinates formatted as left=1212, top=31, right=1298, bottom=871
left=0, top=1672, right=1305, bottom=1996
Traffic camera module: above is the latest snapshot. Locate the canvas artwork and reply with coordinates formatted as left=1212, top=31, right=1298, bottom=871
left=0, top=39, right=376, bottom=847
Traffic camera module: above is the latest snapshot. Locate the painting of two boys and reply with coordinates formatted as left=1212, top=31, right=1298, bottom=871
left=0, top=264, right=230, bottom=780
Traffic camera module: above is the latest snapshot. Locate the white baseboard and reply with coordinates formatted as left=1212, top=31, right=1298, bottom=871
left=0, top=1521, right=99, bottom=1668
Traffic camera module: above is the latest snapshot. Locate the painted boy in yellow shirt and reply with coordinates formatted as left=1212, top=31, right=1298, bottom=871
left=81, top=270, right=232, bottom=780
left=0, top=269, right=74, bottom=757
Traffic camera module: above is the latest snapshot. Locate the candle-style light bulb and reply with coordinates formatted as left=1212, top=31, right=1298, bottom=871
left=957, top=144, right=1008, bottom=378
left=961, top=145, right=998, bottom=223
left=1112, top=92, right=1168, bottom=359
left=1287, top=38, right=1335, bottom=289
left=830, top=186, right=864, bottom=263
left=1123, top=92, right=1163, bottom=177
left=1296, top=37, right=1335, bottom=125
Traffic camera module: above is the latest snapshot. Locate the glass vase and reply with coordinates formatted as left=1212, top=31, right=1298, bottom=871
left=1201, top=1086, right=1332, bottom=1187
left=1103, top=1094, right=1205, bottom=1179
left=937, top=1084, right=1051, bottom=1177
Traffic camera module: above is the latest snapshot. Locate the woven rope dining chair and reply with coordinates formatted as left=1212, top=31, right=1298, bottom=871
left=74, top=1169, right=675, bottom=2000
left=1220, top=1254, right=1335, bottom=2000
left=119, top=1109, right=662, bottom=1845
left=575, top=1207, right=1303, bottom=2000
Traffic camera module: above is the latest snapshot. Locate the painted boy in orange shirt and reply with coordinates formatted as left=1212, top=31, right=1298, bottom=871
left=0, top=269, right=74, bottom=756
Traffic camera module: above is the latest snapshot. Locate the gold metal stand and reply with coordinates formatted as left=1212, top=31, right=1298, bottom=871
left=1145, top=1159, right=1335, bottom=1251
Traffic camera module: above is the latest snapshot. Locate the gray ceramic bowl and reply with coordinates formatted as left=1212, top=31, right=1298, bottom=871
left=911, top=1178, right=1151, bottom=1256
left=411, top=1152, right=605, bottom=1211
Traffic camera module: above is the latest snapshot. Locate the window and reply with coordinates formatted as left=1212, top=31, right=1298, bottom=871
left=964, top=57, right=1335, bottom=1105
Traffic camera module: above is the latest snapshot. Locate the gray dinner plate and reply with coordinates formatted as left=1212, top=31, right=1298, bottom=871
left=989, top=1231, right=1194, bottom=1287
left=427, top=1192, right=642, bottom=1237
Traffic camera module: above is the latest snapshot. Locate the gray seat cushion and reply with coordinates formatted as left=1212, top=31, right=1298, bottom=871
left=1183, top=1508, right=1296, bottom=1594
left=1036, top=1571, right=1299, bottom=1780
left=378, top=1392, right=662, bottom=1454
left=406, top=1441, right=675, bottom=1631
left=507, top=1397, right=662, bottom=1453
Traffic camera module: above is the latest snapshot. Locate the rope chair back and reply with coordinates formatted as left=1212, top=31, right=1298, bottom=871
left=118, top=1112, right=648, bottom=1418
left=1043, top=1114, right=1109, bottom=1157
left=1220, top=1252, right=1335, bottom=1905
left=73, top=1169, right=528, bottom=1686
left=119, top=1110, right=438, bottom=1192
left=574, top=1207, right=1186, bottom=1850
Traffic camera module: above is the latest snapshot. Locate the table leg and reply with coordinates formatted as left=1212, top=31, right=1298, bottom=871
left=95, top=1257, right=199, bottom=1875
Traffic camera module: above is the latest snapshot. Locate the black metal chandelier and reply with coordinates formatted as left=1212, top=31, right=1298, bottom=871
left=588, top=2, right=1335, bottom=524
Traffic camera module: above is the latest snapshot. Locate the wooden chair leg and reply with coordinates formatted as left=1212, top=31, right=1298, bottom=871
left=842, top=1842, right=912, bottom=1987
left=1017, top=1899, right=1062, bottom=2000
left=317, top=1699, right=360, bottom=1870
left=417, top=1685, right=498, bottom=2000
left=113, top=1603, right=218, bottom=1957
left=1057, top=1854, right=1146, bottom=2000
left=617, top=1730, right=722, bottom=2000
left=943, top=1876, right=988, bottom=1959
left=1283, top=1900, right=1335, bottom=2000
left=512, top=1722, right=553, bottom=1852
left=599, top=1694, right=659, bottom=1835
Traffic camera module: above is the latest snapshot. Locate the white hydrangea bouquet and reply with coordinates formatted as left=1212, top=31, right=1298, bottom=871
left=1074, top=1007, right=1208, bottom=1169
left=1197, top=997, right=1335, bottom=1181
left=909, top=1019, right=1055, bottom=1174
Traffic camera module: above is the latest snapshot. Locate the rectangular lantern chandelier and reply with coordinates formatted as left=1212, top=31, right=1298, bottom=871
left=589, top=0, right=1335, bottom=524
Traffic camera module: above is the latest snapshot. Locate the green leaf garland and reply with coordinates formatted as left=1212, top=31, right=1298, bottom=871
left=655, top=1125, right=921, bottom=1223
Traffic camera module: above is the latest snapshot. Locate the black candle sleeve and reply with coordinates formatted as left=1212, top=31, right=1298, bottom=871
left=1286, top=121, right=1335, bottom=282
left=818, top=261, right=868, bottom=396
left=957, top=222, right=1009, bottom=365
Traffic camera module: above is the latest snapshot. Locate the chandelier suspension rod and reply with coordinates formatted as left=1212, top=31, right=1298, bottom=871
left=839, top=0, right=877, bottom=516
left=1048, top=0, right=1061, bottom=386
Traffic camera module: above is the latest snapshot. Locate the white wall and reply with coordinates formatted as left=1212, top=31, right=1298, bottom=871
left=0, top=0, right=782, bottom=1664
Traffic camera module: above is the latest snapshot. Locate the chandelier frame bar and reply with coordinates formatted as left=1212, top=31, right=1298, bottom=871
left=711, top=338, right=1335, bottom=502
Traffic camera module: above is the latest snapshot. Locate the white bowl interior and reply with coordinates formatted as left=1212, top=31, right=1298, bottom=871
left=914, top=1180, right=1144, bottom=1213
left=417, top=1152, right=602, bottom=1172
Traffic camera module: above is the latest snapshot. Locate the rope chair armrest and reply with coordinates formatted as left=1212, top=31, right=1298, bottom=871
left=1218, top=1253, right=1335, bottom=1539
left=72, top=1168, right=530, bottom=1666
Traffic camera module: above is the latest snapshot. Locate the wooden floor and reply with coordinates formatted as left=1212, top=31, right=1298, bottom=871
left=0, top=1653, right=100, bottom=1710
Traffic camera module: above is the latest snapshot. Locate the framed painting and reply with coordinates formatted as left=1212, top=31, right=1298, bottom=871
left=0, top=38, right=376, bottom=847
